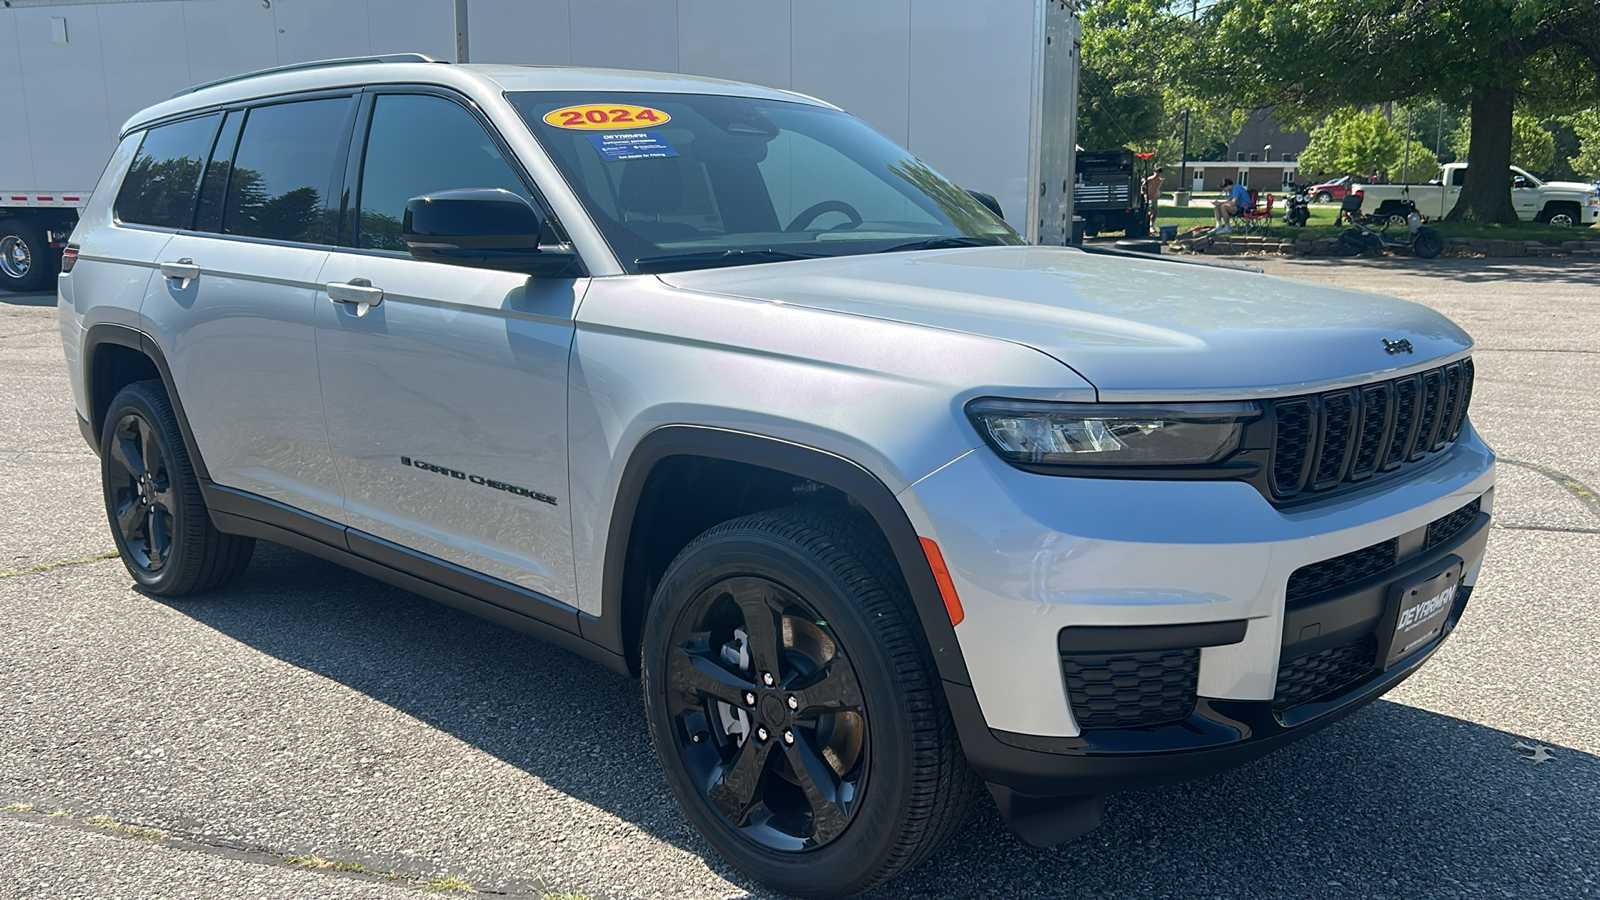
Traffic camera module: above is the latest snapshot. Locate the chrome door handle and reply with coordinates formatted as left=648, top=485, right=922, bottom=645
left=159, top=258, right=199, bottom=287
left=326, top=278, right=384, bottom=307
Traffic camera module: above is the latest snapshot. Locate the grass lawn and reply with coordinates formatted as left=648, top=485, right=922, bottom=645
left=1151, top=200, right=1598, bottom=242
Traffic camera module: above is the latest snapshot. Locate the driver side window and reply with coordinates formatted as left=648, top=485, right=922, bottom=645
left=356, top=94, right=533, bottom=251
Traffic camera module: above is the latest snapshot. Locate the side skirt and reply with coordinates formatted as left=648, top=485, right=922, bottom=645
left=202, top=483, right=629, bottom=676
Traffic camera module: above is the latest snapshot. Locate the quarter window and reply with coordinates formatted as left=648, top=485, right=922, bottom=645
left=223, top=98, right=353, bottom=244
left=115, top=114, right=221, bottom=229
left=356, top=94, right=532, bottom=251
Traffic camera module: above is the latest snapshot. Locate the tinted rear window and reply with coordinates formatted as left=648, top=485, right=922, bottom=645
left=115, top=114, right=222, bottom=229
left=223, top=98, right=352, bottom=243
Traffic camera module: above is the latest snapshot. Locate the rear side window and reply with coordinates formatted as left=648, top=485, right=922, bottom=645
left=223, top=98, right=353, bottom=244
left=355, top=94, right=532, bottom=251
left=115, top=114, right=222, bottom=229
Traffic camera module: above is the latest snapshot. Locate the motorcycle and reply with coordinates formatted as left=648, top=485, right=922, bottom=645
left=1338, top=200, right=1443, bottom=259
left=1282, top=183, right=1312, bottom=227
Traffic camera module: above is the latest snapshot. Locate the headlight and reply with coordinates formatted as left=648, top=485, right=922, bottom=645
left=967, top=399, right=1261, bottom=468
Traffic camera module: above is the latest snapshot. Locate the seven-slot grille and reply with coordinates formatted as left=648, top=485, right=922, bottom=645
left=1269, top=359, right=1474, bottom=500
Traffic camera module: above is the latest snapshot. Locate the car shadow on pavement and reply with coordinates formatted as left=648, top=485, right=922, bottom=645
left=1, top=291, right=57, bottom=308
left=165, top=542, right=1600, bottom=900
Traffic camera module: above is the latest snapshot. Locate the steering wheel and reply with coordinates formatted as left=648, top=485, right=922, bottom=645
left=784, top=200, right=862, bottom=232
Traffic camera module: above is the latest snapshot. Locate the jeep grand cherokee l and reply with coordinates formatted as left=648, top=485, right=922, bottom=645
left=58, top=56, right=1494, bottom=898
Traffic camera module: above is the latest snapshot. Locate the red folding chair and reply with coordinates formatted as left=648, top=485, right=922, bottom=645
left=1234, top=191, right=1275, bottom=232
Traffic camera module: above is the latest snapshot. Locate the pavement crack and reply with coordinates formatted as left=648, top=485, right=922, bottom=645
left=0, top=802, right=556, bottom=897
left=0, top=551, right=120, bottom=579
left=1497, top=457, right=1600, bottom=523
left=1494, top=524, right=1600, bottom=535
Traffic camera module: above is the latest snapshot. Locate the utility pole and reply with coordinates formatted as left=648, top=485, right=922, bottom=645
left=1178, top=0, right=1198, bottom=195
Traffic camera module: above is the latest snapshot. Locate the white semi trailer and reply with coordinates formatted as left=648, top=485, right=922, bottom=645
left=0, top=0, right=1081, bottom=291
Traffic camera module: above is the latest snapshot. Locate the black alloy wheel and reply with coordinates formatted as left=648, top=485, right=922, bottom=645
left=662, top=574, right=869, bottom=852
left=107, top=409, right=176, bottom=572
left=100, top=381, right=254, bottom=596
left=642, top=507, right=977, bottom=898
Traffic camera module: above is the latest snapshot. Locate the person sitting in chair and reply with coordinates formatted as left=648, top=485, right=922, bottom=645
left=1212, top=178, right=1251, bottom=233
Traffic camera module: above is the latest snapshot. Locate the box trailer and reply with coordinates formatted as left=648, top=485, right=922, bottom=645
left=0, top=0, right=1079, bottom=290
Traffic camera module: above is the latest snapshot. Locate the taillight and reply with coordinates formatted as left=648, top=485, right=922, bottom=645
left=60, top=245, right=79, bottom=274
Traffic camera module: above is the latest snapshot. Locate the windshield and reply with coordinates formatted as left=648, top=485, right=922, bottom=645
left=509, top=91, right=1021, bottom=273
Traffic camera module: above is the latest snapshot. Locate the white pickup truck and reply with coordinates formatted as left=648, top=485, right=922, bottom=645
left=1361, top=163, right=1600, bottom=226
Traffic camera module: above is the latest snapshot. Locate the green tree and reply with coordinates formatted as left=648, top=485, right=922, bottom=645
left=1298, top=109, right=1403, bottom=179
left=1566, top=109, right=1600, bottom=179
left=1449, top=114, right=1557, bottom=176
left=1179, top=0, right=1600, bottom=223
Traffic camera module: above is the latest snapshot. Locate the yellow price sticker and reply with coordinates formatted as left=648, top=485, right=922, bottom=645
left=543, top=104, right=671, bottom=130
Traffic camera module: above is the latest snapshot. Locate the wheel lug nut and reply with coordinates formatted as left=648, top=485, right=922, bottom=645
left=783, top=730, right=795, bottom=745
left=787, top=695, right=798, bottom=711
left=743, top=691, right=757, bottom=707
left=761, top=671, right=775, bottom=687
left=755, top=726, right=769, bottom=742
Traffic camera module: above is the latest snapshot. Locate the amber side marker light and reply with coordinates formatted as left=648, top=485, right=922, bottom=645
left=919, top=537, right=965, bottom=626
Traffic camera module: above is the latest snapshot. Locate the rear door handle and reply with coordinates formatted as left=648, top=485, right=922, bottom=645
left=159, top=258, right=199, bottom=288
left=326, top=278, right=384, bottom=308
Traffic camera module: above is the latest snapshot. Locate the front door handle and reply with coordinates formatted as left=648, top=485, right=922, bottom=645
left=159, top=258, right=199, bottom=288
left=327, top=278, right=384, bottom=308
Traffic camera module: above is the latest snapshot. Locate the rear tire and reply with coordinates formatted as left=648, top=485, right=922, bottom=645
left=0, top=218, right=51, bottom=292
left=641, top=506, right=978, bottom=898
left=1338, top=229, right=1368, bottom=257
left=100, top=381, right=255, bottom=596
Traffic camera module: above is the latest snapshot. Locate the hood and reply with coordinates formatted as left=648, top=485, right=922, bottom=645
left=658, top=246, right=1473, bottom=400
left=1542, top=179, right=1598, bottom=193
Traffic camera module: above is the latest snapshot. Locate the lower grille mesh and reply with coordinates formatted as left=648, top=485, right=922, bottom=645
left=1062, top=649, right=1198, bottom=730
left=1273, top=635, right=1377, bottom=711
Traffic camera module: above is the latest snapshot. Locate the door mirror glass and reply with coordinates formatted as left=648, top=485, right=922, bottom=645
left=402, top=188, right=563, bottom=272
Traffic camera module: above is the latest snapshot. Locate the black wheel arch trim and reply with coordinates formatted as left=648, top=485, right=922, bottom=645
left=588, top=425, right=974, bottom=688
left=82, top=323, right=211, bottom=482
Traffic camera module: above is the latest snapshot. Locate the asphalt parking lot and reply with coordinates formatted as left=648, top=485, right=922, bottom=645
left=3, top=256, right=1598, bottom=900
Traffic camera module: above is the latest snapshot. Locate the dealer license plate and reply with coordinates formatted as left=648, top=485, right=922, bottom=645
left=1383, top=562, right=1463, bottom=669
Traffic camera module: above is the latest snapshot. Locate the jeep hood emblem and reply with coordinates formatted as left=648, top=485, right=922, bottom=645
left=1383, top=338, right=1414, bottom=355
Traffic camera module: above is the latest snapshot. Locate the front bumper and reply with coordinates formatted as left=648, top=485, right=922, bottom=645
left=899, top=426, right=1494, bottom=797
left=950, top=514, right=1485, bottom=798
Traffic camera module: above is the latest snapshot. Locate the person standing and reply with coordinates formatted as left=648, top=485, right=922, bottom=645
left=1141, top=167, right=1164, bottom=230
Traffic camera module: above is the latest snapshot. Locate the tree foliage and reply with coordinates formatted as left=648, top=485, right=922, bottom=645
left=1566, top=109, right=1600, bottom=179
left=1450, top=114, right=1556, bottom=175
left=1178, top=0, right=1600, bottom=222
left=1078, top=0, right=1242, bottom=167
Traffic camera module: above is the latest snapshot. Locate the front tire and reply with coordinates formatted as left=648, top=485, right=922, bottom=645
left=1316, top=191, right=1333, bottom=204
left=641, top=507, right=977, bottom=898
left=100, top=381, right=254, bottom=596
left=1413, top=227, right=1444, bottom=259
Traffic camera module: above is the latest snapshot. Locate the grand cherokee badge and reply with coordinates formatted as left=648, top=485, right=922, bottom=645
left=1383, top=338, right=1414, bottom=354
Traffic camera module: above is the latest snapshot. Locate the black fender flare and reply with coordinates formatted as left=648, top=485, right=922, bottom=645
left=584, top=424, right=973, bottom=688
left=82, top=323, right=210, bottom=481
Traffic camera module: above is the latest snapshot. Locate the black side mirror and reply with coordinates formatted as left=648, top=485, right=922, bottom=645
left=402, top=188, right=577, bottom=276
left=965, top=189, right=1004, bottom=220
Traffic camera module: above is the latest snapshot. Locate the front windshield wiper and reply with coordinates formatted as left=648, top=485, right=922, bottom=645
left=633, top=249, right=825, bottom=274
left=876, top=236, right=1007, bottom=254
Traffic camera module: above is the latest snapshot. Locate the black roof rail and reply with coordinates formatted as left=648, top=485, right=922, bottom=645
left=173, top=53, right=446, bottom=98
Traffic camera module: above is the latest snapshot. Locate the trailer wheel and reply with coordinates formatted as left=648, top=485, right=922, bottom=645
left=0, top=218, right=52, bottom=293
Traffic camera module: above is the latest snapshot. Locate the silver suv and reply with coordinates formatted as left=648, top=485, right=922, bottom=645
left=59, top=57, right=1494, bottom=898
